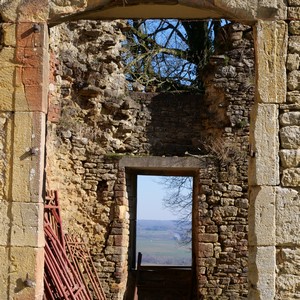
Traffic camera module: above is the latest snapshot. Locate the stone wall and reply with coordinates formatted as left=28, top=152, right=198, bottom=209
left=276, top=4, right=300, bottom=298
left=197, top=23, right=253, bottom=299
left=46, top=21, right=254, bottom=299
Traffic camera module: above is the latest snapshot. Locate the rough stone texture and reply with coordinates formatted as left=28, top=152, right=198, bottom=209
left=46, top=22, right=254, bottom=299
left=10, top=202, right=44, bottom=247
left=287, top=91, right=300, bottom=103
left=287, top=70, right=300, bottom=90
left=287, top=53, right=300, bottom=71
left=289, top=20, right=300, bottom=35
left=275, top=10, right=300, bottom=297
left=288, top=6, right=300, bottom=19
left=248, top=103, right=280, bottom=186
left=255, top=20, right=287, bottom=104
left=276, top=247, right=300, bottom=300
left=280, top=111, right=300, bottom=125
left=280, top=149, right=300, bottom=167
left=280, top=126, right=300, bottom=148
left=276, top=187, right=300, bottom=245
left=9, top=247, right=44, bottom=299
left=248, top=246, right=276, bottom=300
left=249, top=186, right=275, bottom=246
left=281, top=168, right=300, bottom=186
left=0, top=202, right=9, bottom=246
left=11, top=112, right=46, bottom=204
left=0, top=247, right=9, bottom=300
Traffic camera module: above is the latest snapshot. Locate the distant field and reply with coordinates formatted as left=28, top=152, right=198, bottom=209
left=136, top=220, right=191, bottom=266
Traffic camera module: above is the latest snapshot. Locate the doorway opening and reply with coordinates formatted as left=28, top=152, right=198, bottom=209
left=121, top=156, right=201, bottom=300
left=136, top=175, right=193, bottom=267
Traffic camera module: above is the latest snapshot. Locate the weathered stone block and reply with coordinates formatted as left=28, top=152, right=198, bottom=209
left=288, top=7, right=300, bottom=19
left=198, top=233, right=218, bottom=243
left=287, top=91, right=300, bottom=103
left=289, top=0, right=300, bottom=6
left=289, top=21, right=300, bottom=35
left=2, top=23, right=16, bottom=46
left=9, top=246, right=44, bottom=299
left=288, top=36, right=300, bottom=54
left=287, top=70, right=300, bottom=90
left=280, top=112, right=300, bottom=125
left=0, top=48, right=16, bottom=111
left=10, top=202, right=44, bottom=247
left=276, top=274, right=300, bottom=300
left=249, top=104, right=279, bottom=186
left=0, top=202, right=9, bottom=246
left=280, top=126, right=300, bottom=148
left=0, top=247, right=9, bottom=300
left=281, top=168, right=300, bottom=186
left=287, top=53, right=300, bottom=71
left=255, top=20, right=287, bottom=103
left=280, top=149, right=300, bottom=167
left=199, top=243, right=213, bottom=257
left=11, top=112, right=45, bottom=203
left=278, top=248, right=300, bottom=276
left=249, top=186, right=275, bottom=246
left=276, top=188, right=300, bottom=244
left=248, top=246, right=276, bottom=300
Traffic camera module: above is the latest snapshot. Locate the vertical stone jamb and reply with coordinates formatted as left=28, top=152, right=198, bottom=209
left=7, top=21, right=48, bottom=299
left=249, top=20, right=287, bottom=300
left=0, top=1, right=49, bottom=298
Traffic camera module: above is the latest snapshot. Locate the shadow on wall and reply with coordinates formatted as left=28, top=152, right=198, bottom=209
left=129, top=91, right=230, bottom=156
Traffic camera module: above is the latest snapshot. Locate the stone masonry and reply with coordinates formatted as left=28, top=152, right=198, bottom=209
left=46, top=20, right=254, bottom=299
left=0, top=1, right=299, bottom=300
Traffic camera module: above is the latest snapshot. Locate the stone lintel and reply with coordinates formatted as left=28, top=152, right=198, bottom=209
left=255, top=20, right=287, bottom=104
left=119, top=156, right=207, bottom=175
left=249, top=186, right=275, bottom=246
left=248, top=246, right=276, bottom=300
left=249, top=104, right=280, bottom=186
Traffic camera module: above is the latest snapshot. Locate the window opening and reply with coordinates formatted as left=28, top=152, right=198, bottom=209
left=136, top=175, right=192, bottom=266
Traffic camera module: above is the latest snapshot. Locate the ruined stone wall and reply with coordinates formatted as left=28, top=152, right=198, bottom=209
left=47, top=22, right=254, bottom=299
left=197, top=23, right=254, bottom=299
left=276, top=6, right=300, bottom=298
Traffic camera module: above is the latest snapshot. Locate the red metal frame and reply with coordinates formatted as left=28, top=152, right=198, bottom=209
left=44, top=190, right=106, bottom=300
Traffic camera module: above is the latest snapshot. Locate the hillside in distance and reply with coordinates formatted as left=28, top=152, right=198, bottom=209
left=136, top=219, right=191, bottom=266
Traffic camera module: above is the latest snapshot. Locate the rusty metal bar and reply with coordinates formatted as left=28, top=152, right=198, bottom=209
left=44, top=190, right=107, bottom=300
left=65, top=235, right=107, bottom=300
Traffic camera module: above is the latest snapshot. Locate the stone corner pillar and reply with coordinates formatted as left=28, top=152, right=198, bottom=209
left=0, top=1, right=50, bottom=299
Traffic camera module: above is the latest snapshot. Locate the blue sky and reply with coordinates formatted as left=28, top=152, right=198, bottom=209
left=137, top=175, right=178, bottom=220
